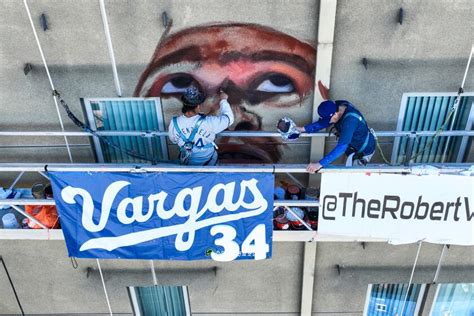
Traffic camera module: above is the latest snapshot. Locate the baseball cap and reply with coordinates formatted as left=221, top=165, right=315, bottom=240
left=181, top=87, right=206, bottom=106
left=316, top=100, right=337, bottom=128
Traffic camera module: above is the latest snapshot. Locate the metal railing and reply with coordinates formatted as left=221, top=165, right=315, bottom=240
left=0, top=163, right=471, bottom=234
left=0, top=130, right=472, bottom=137
left=1, top=129, right=473, bottom=166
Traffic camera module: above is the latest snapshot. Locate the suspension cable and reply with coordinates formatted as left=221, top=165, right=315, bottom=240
left=53, top=90, right=168, bottom=164
left=374, top=45, right=473, bottom=165
left=23, top=0, right=73, bottom=163
left=96, top=259, right=113, bottom=315
left=99, top=0, right=122, bottom=96
left=400, top=241, right=422, bottom=316
left=0, top=256, right=25, bottom=315
left=432, top=244, right=449, bottom=284
left=441, top=45, right=474, bottom=163
left=150, top=260, right=158, bottom=286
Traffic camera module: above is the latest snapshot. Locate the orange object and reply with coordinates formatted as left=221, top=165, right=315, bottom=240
left=24, top=205, right=60, bottom=229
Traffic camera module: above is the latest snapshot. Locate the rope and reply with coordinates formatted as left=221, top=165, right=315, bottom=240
left=99, top=0, right=122, bottom=96
left=432, top=244, right=448, bottom=284
left=150, top=260, right=158, bottom=285
left=96, top=259, right=113, bottom=316
left=0, top=256, right=25, bottom=315
left=23, top=0, right=73, bottom=163
left=374, top=45, right=473, bottom=166
left=400, top=241, right=422, bottom=316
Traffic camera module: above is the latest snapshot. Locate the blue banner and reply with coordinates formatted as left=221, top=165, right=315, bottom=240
left=49, top=172, right=274, bottom=261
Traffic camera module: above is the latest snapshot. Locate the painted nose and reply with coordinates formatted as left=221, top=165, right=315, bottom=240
left=220, top=80, right=245, bottom=105
left=229, top=104, right=262, bottom=131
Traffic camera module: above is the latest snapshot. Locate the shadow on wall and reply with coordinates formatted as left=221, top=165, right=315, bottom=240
left=134, top=23, right=316, bottom=164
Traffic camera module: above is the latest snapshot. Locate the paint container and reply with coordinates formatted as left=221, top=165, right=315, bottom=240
left=285, top=185, right=301, bottom=200
left=306, top=208, right=319, bottom=230
left=273, top=207, right=289, bottom=230
left=274, top=186, right=286, bottom=200
left=21, top=218, right=30, bottom=229
left=304, top=187, right=320, bottom=200
left=286, top=207, right=306, bottom=230
left=2, top=213, right=19, bottom=229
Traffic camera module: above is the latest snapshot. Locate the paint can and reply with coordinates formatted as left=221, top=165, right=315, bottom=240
left=273, top=207, right=289, bottom=230
left=306, top=208, right=319, bottom=230
left=2, top=213, right=19, bottom=229
left=285, top=185, right=301, bottom=200
left=286, top=207, right=306, bottom=230
left=304, top=187, right=320, bottom=200
left=274, top=186, right=286, bottom=200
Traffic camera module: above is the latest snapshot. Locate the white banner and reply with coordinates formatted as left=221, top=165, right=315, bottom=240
left=319, top=173, right=474, bottom=245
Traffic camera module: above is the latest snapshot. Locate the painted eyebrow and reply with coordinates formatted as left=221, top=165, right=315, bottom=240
left=220, top=50, right=313, bottom=74
left=150, top=46, right=202, bottom=70
left=150, top=47, right=313, bottom=75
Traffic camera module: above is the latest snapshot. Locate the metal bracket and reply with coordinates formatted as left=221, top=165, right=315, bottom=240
left=40, top=13, right=48, bottom=31
left=162, top=12, right=169, bottom=28
left=140, top=131, right=154, bottom=138
left=129, top=166, right=147, bottom=173
left=336, top=264, right=344, bottom=276
left=85, top=266, right=93, bottom=278
left=398, top=8, right=404, bottom=25
left=23, top=63, right=33, bottom=75
left=362, top=58, right=368, bottom=70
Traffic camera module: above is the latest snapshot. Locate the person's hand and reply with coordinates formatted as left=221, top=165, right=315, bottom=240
left=219, top=90, right=228, bottom=100
left=307, top=162, right=323, bottom=174
left=296, top=126, right=306, bottom=133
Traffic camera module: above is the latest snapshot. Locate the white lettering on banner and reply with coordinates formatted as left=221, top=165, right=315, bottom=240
left=60, top=178, right=268, bottom=252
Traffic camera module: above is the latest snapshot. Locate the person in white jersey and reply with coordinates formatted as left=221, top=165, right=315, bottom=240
left=168, top=87, right=234, bottom=165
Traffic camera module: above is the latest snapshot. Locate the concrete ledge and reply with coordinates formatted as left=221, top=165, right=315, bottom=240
left=0, top=228, right=64, bottom=240
left=0, top=229, right=388, bottom=243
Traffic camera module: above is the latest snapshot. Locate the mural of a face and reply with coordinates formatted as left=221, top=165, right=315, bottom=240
left=135, top=23, right=316, bottom=163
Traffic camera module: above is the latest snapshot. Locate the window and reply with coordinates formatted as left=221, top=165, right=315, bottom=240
left=430, top=283, right=474, bottom=316
left=82, top=98, right=169, bottom=163
left=127, top=285, right=191, bottom=316
left=364, top=283, right=425, bottom=316
left=391, top=93, right=474, bottom=164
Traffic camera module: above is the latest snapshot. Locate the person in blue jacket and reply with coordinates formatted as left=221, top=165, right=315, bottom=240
left=297, top=100, right=375, bottom=173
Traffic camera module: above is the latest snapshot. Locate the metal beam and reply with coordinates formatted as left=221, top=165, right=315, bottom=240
left=0, top=199, right=320, bottom=207
left=99, top=0, right=122, bottom=97
left=10, top=205, right=48, bottom=229
left=0, top=229, right=390, bottom=243
left=0, top=130, right=472, bottom=137
left=309, top=0, right=338, bottom=188
left=0, top=162, right=470, bottom=173
left=300, top=242, right=317, bottom=316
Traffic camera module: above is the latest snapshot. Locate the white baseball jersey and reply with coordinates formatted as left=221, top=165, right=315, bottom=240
left=168, top=100, right=234, bottom=161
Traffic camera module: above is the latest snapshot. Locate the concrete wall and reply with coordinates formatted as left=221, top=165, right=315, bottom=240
left=0, top=240, right=305, bottom=315
left=0, top=0, right=319, bottom=165
left=1, top=0, right=473, bottom=315
left=0, top=0, right=472, bottom=165
left=331, top=0, right=474, bottom=161
left=1, top=240, right=473, bottom=314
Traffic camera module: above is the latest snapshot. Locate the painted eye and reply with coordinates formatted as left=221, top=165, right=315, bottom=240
left=255, top=74, right=295, bottom=93
left=160, top=74, right=197, bottom=94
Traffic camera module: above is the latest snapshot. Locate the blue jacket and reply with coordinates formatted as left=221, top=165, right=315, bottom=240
left=304, top=100, right=375, bottom=167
